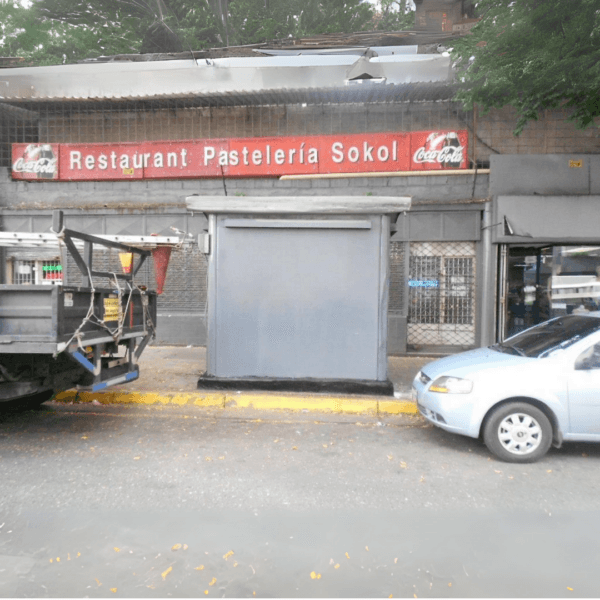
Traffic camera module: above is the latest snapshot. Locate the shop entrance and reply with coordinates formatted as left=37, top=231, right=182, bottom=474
left=498, top=245, right=600, bottom=340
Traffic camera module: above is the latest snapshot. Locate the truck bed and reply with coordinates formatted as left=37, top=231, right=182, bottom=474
left=0, top=285, right=157, bottom=355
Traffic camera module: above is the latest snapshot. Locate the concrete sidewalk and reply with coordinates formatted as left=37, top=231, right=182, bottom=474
left=54, top=347, right=440, bottom=415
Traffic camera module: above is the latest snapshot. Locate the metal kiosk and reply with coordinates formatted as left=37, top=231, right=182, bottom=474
left=186, top=196, right=411, bottom=396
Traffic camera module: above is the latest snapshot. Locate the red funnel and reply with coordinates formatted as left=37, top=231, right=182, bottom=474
left=152, top=245, right=172, bottom=295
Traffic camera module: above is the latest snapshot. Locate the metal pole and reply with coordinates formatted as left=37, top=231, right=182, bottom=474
left=479, top=201, right=496, bottom=346
left=497, top=244, right=508, bottom=342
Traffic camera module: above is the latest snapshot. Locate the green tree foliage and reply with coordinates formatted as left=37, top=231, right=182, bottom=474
left=375, top=0, right=415, bottom=32
left=33, top=0, right=224, bottom=55
left=0, top=1, right=105, bottom=65
left=451, top=0, right=600, bottom=134
left=1, top=0, right=377, bottom=65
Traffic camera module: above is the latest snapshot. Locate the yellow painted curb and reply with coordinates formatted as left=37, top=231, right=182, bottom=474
left=53, top=389, right=418, bottom=415
left=378, top=400, right=419, bottom=415
left=224, top=392, right=379, bottom=415
left=54, top=390, right=226, bottom=408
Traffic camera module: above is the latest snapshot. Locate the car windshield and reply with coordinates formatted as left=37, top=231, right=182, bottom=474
left=492, top=315, right=600, bottom=358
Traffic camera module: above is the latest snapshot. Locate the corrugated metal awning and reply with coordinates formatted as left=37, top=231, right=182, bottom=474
left=0, top=54, right=452, bottom=104
left=1, top=81, right=458, bottom=112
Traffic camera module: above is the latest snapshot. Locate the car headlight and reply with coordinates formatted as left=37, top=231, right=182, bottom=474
left=429, top=376, right=473, bottom=394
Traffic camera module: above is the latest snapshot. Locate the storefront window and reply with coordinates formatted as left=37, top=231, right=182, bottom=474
left=505, top=246, right=600, bottom=338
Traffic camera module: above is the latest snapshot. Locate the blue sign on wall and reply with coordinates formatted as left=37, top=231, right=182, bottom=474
left=408, top=280, right=439, bottom=288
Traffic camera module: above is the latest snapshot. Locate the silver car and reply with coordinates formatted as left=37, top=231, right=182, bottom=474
left=412, top=314, right=600, bottom=462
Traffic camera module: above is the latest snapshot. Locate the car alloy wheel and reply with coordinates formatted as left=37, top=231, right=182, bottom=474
left=483, top=402, right=553, bottom=463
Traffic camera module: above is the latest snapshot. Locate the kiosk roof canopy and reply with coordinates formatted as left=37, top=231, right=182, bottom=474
left=186, top=195, right=411, bottom=214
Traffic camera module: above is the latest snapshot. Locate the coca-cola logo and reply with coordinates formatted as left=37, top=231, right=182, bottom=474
left=413, top=145, right=464, bottom=164
left=413, top=132, right=464, bottom=166
left=13, top=156, right=57, bottom=174
left=12, top=144, right=57, bottom=178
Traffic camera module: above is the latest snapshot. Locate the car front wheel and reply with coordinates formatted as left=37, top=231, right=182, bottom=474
left=483, top=402, right=553, bottom=463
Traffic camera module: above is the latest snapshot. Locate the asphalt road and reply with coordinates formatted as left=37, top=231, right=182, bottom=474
left=1, top=402, right=600, bottom=597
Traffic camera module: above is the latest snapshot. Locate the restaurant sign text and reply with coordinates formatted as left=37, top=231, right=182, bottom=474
left=12, top=130, right=468, bottom=181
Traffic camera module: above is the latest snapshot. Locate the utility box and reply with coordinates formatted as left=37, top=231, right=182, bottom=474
left=186, top=196, right=411, bottom=395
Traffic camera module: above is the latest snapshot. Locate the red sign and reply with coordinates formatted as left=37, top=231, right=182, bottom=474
left=11, top=143, right=59, bottom=180
left=12, top=131, right=468, bottom=181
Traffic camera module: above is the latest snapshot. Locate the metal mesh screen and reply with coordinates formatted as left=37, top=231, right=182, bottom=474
left=0, top=99, right=471, bottom=167
left=388, top=241, right=406, bottom=313
left=408, top=241, right=476, bottom=348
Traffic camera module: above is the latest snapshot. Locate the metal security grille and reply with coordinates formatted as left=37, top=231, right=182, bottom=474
left=11, top=259, right=36, bottom=285
left=9, top=258, right=63, bottom=285
left=40, top=259, right=63, bottom=284
left=388, top=241, right=406, bottom=313
left=408, top=241, right=476, bottom=348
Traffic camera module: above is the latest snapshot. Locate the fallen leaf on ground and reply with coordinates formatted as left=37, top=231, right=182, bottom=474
left=95, top=579, right=102, bottom=587
left=110, top=588, right=117, bottom=593
left=209, top=578, right=217, bottom=586
left=334, top=564, right=340, bottom=569
left=161, top=566, right=172, bottom=580
left=345, top=552, right=350, bottom=559
left=171, top=544, right=182, bottom=551
left=114, top=547, right=120, bottom=552
left=194, top=565, right=205, bottom=571
left=223, top=550, right=234, bottom=560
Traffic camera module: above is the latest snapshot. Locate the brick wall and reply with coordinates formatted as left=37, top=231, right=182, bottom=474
left=0, top=167, right=490, bottom=208
left=475, top=106, right=600, bottom=165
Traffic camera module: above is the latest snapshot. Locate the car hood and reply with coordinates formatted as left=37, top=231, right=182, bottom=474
left=420, top=347, right=533, bottom=381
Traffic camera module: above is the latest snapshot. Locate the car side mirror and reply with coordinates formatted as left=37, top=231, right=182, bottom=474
left=575, top=343, right=600, bottom=370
